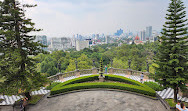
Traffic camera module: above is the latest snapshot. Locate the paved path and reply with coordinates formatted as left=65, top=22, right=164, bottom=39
left=28, top=90, right=167, bottom=111
left=0, top=88, right=50, bottom=105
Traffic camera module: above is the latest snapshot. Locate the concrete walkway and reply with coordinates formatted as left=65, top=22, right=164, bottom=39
left=28, top=90, right=167, bottom=111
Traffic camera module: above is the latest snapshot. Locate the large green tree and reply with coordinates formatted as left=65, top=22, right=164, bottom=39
left=154, top=0, right=188, bottom=102
left=0, top=0, right=48, bottom=99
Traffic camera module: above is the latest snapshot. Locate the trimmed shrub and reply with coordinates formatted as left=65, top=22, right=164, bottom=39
left=46, top=82, right=61, bottom=90
left=51, top=82, right=156, bottom=97
left=144, top=81, right=164, bottom=91
left=52, top=74, right=153, bottom=91
left=105, top=74, right=144, bottom=87
left=53, top=75, right=99, bottom=89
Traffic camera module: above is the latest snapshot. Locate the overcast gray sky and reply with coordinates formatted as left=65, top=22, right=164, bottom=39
left=2, top=0, right=188, bottom=37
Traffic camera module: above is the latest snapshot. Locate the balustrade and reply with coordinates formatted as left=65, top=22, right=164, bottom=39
left=48, top=68, right=150, bottom=81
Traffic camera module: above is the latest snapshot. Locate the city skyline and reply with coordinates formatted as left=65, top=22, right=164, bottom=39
left=2, top=0, right=188, bottom=37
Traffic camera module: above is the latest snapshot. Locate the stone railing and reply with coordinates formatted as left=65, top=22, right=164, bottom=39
left=109, top=68, right=149, bottom=79
left=48, top=68, right=150, bottom=81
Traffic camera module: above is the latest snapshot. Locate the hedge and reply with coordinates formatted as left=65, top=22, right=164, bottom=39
left=52, top=75, right=99, bottom=89
left=51, top=74, right=153, bottom=91
left=105, top=75, right=144, bottom=87
left=46, top=82, right=61, bottom=90
left=144, top=81, right=164, bottom=91
left=51, top=82, right=156, bottom=97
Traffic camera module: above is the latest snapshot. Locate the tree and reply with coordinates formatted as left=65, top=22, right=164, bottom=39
left=154, top=0, right=188, bottom=102
left=77, top=54, right=92, bottom=69
left=66, top=59, right=76, bottom=72
left=0, top=0, right=48, bottom=99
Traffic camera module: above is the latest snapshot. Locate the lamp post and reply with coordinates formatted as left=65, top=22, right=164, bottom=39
left=128, top=59, right=131, bottom=69
left=99, top=58, right=103, bottom=77
left=146, top=60, right=149, bottom=72
left=58, top=62, right=61, bottom=73
left=93, top=60, right=96, bottom=68
left=75, top=59, right=78, bottom=70
left=110, top=59, right=113, bottom=68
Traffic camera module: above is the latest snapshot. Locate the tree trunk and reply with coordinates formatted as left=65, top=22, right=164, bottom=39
left=174, top=86, right=178, bottom=103
left=24, top=92, right=31, bottom=100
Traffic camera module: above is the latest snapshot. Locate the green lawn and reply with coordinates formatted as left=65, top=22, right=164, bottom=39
left=165, top=99, right=188, bottom=107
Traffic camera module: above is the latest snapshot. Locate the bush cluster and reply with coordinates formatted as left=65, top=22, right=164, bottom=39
left=144, top=81, right=164, bottom=91
left=51, top=82, right=156, bottom=97
left=52, top=75, right=99, bottom=89
left=105, top=75, right=144, bottom=87
left=46, top=82, right=61, bottom=90
left=50, top=74, right=156, bottom=97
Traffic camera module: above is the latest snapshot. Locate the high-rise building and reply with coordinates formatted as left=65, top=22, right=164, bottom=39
left=140, top=31, right=143, bottom=41
left=76, top=40, right=89, bottom=51
left=105, top=36, right=110, bottom=44
left=71, top=36, right=76, bottom=48
left=141, top=30, right=146, bottom=41
left=95, top=34, right=99, bottom=40
left=49, top=37, right=72, bottom=51
left=35, top=35, right=47, bottom=50
left=146, top=26, right=152, bottom=40
left=114, top=29, right=123, bottom=36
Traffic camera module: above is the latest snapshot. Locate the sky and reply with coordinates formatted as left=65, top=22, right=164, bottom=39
left=2, top=0, right=188, bottom=37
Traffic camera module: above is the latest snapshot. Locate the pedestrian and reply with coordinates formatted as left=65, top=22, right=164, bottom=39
left=176, top=100, right=181, bottom=111
left=140, top=73, right=144, bottom=83
left=21, top=97, right=28, bottom=111
left=104, top=65, right=107, bottom=74
left=180, top=103, right=188, bottom=111
left=20, top=98, right=24, bottom=110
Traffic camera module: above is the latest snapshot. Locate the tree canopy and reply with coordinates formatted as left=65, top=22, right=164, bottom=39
left=0, top=0, right=48, bottom=98
left=154, top=0, right=188, bottom=102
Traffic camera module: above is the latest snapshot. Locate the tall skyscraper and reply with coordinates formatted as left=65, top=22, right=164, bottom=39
left=141, top=30, right=146, bottom=41
left=105, top=36, right=110, bottom=44
left=35, top=35, right=47, bottom=50
left=140, top=31, right=143, bottom=40
left=146, top=26, right=152, bottom=40
left=115, top=29, right=123, bottom=36
left=95, top=34, right=99, bottom=40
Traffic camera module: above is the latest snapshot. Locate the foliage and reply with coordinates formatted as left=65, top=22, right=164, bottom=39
left=77, top=54, right=92, bottom=70
left=15, top=94, right=44, bottom=105
left=0, top=0, right=48, bottom=96
left=113, top=58, right=127, bottom=69
left=46, top=82, right=61, bottom=90
left=53, top=74, right=149, bottom=89
left=144, top=82, right=164, bottom=91
left=154, top=0, right=188, bottom=102
left=33, top=41, right=159, bottom=76
left=65, top=59, right=76, bottom=72
left=165, top=99, right=188, bottom=107
left=53, top=75, right=99, bottom=89
left=28, top=95, right=44, bottom=104
left=165, top=99, right=177, bottom=107
left=105, top=75, right=147, bottom=88
left=51, top=74, right=155, bottom=96
left=51, top=82, right=156, bottom=97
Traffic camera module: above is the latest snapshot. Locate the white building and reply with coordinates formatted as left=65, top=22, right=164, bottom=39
left=76, top=40, right=89, bottom=51
left=49, top=37, right=72, bottom=51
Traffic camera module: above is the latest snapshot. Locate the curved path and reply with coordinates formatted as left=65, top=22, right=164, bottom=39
left=28, top=90, right=167, bottom=111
